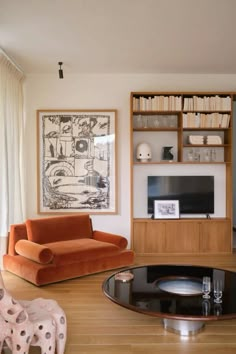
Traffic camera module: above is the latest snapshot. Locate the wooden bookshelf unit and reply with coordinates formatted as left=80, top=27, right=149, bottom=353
left=130, top=92, right=235, bottom=255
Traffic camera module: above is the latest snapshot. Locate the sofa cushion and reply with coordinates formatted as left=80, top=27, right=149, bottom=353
left=26, top=214, right=93, bottom=244
left=93, top=230, right=128, bottom=250
left=45, top=239, right=121, bottom=266
left=15, top=240, right=54, bottom=264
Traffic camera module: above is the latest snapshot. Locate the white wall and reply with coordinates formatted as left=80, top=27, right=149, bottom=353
left=23, top=73, right=236, bottom=245
left=133, top=164, right=226, bottom=218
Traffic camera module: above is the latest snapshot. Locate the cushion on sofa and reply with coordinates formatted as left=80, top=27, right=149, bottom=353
left=26, top=214, right=93, bottom=244
left=15, top=239, right=54, bottom=264
left=93, top=230, right=128, bottom=249
left=45, top=239, right=121, bottom=266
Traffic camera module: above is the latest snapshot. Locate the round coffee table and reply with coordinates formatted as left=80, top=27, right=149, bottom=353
left=102, top=264, right=236, bottom=336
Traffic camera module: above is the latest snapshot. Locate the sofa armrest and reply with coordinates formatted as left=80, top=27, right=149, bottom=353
left=15, top=240, right=54, bottom=264
left=93, top=230, right=128, bottom=250
left=8, top=224, right=28, bottom=256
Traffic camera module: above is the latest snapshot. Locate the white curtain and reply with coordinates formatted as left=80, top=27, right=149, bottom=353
left=0, top=53, right=25, bottom=259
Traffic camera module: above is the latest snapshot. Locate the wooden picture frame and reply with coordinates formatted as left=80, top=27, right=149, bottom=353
left=37, top=109, right=117, bottom=214
left=154, top=200, right=180, bottom=219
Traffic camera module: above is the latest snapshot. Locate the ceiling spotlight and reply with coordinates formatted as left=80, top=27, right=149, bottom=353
left=58, top=61, right=64, bottom=79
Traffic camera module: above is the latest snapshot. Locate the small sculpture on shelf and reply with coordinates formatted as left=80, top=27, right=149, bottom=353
left=162, top=146, right=174, bottom=161
left=136, top=142, right=152, bottom=162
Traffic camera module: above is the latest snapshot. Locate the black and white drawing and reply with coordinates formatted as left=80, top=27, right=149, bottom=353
left=37, top=110, right=117, bottom=213
left=154, top=200, right=179, bottom=219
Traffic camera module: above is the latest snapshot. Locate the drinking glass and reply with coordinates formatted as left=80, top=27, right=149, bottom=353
left=213, top=279, right=223, bottom=303
left=214, top=303, right=222, bottom=316
left=187, top=149, right=194, bottom=161
left=202, top=299, right=211, bottom=316
left=203, top=149, right=210, bottom=162
left=193, top=149, right=200, bottom=162
left=135, top=115, right=142, bottom=128
left=168, top=115, right=176, bottom=127
left=153, top=116, right=160, bottom=128
left=142, top=116, right=148, bottom=128
left=202, top=276, right=211, bottom=299
left=211, top=148, right=217, bottom=162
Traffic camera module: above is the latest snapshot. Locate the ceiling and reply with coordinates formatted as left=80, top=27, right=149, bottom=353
left=1, top=0, right=236, bottom=75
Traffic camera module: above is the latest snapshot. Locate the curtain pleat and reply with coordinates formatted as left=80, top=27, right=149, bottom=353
left=0, top=53, right=25, bottom=262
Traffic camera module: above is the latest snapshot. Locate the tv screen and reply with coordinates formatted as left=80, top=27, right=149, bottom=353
left=148, top=176, right=214, bottom=215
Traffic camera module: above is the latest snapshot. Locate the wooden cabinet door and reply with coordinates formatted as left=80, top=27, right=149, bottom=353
left=146, top=222, right=166, bottom=253
left=165, top=221, right=200, bottom=253
left=200, top=220, right=232, bottom=253
left=133, top=222, right=147, bottom=253
left=133, top=221, right=165, bottom=254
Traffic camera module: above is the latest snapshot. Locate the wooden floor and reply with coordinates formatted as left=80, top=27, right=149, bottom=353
left=2, top=253, right=236, bottom=354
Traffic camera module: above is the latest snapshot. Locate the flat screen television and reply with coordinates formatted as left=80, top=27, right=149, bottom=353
left=147, top=176, right=214, bottom=215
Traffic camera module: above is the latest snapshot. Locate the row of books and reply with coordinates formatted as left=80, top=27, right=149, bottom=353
left=183, top=113, right=230, bottom=128
left=183, top=95, right=231, bottom=111
left=133, top=96, right=182, bottom=111
left=188, top=135, right=222, bottom=145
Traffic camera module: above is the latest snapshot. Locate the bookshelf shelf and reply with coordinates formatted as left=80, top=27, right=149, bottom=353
left=183, top=144, right=229, bottom=147
left=183, top=127, right=230, bottom=131
left=134, top=128, right=179, bottom=132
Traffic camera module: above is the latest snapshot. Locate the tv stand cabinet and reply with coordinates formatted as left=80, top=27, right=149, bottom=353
left=130, top=91, right=235, bottom=255
left=133, top=218, right=231, bottom=255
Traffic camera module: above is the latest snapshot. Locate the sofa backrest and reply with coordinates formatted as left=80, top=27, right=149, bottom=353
left=25, top=214, right=93, bottom=244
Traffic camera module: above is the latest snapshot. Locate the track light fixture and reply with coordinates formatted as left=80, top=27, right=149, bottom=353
left=58, top=61, right=64, bottom=79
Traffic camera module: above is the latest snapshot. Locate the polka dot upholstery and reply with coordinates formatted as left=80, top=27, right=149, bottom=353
left=0, top=273, right=67, bottom=354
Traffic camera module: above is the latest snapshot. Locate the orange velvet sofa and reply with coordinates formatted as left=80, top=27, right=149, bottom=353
left=3, top=214, right=134, bottom=286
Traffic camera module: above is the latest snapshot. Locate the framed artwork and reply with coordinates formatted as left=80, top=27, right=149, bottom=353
left=37, top=109, right=117, bottom=214
left=154, top=200, right=180, bottom=219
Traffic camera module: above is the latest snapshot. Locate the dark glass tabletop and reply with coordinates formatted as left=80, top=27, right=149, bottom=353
left=102, top=265, right=236, bottom=321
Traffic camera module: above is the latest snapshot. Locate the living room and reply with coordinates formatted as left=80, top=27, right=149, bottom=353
left=1, top=0, right=236, bottom=353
